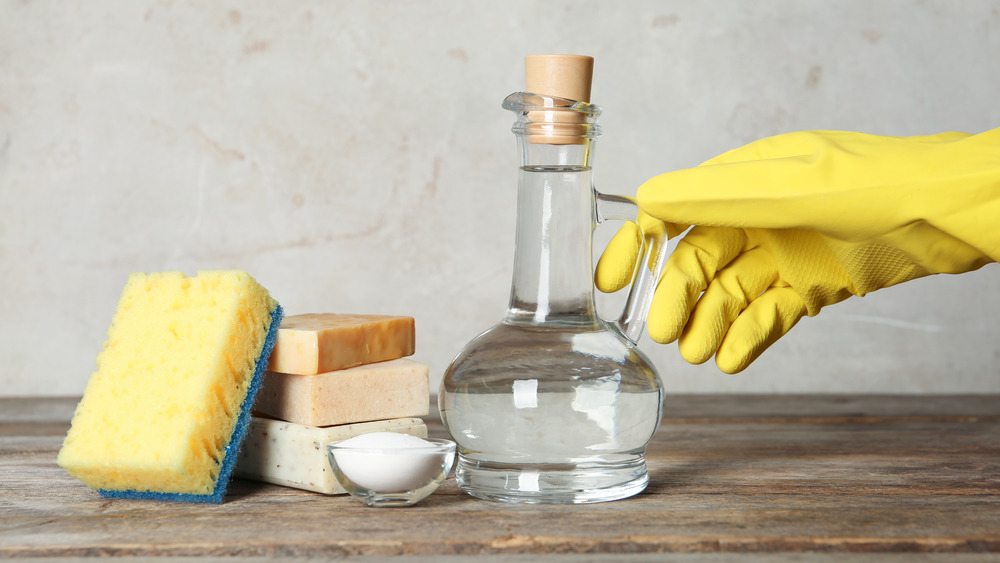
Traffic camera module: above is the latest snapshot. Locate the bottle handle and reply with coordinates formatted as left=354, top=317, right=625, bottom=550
left=595, top=191, right=670, bottom=345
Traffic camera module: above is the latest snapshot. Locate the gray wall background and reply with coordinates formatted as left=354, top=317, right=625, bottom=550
left=2, top=1, right=998, bottom=396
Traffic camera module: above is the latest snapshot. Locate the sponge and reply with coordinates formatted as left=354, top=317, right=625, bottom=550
left=57, top=271, right=283, bottom=503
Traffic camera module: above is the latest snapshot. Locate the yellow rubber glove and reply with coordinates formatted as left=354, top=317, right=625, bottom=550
left=596, top=128, right=1000, bottom=373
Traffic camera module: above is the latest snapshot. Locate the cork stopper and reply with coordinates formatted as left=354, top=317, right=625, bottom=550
left=524, top=54, right=593, bottom=102
left=523, top=55, right=594, bottom=145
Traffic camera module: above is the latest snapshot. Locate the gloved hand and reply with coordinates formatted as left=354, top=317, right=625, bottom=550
left=596, top=128, right=1000, bottom=373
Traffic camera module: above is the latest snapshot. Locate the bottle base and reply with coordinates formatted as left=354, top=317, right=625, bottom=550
left=454, top=454, right=649, bottom=504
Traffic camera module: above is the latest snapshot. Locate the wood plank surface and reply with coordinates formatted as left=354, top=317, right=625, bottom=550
left=2, top=395, right=999, bottom=558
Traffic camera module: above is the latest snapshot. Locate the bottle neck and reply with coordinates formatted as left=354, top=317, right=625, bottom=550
left=505, top=137, right=600, bottom=327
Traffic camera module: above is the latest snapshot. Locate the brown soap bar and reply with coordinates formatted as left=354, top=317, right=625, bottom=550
left=255, top=358, right=430, bottom=427
left=267, top=313, right=415, bottom=375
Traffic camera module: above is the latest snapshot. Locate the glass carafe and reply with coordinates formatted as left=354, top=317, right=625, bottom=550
left=438, top=92, right=668, bottom=504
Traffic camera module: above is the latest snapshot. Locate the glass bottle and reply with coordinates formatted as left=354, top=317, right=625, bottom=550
left=438, top=88, right=668, bottom=504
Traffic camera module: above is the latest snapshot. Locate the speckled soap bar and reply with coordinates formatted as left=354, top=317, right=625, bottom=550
left=235, top=416, right=427, bottom=494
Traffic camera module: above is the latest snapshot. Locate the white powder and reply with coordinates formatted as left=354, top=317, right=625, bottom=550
left=331, top=432, right=443, bottom=493
left=336, top=432, right=434, bottom=449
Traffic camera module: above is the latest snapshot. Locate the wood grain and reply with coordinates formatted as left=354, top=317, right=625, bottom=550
left=2, top=395, right=999, bottom=558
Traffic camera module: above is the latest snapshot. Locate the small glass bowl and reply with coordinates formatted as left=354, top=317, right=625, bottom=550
left=326, top=438, right=456, bottom=507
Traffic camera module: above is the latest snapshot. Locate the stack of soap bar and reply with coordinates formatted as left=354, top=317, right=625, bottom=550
left=57, top=271, right=282, bottom=503
left=236, top=313, right=430, bottom=494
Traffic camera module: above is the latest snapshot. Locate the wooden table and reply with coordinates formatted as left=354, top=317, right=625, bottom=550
left=2, top=395, right=999, bottom=560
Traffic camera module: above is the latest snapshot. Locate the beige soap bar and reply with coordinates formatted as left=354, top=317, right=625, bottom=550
left=235, top=416, right=427, bottom=494
left=267, top=313, right=415, bottom=375
left=255, top=358, right=430, bottom=427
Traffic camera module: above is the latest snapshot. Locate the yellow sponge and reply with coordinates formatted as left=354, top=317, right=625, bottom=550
left=57, top=271, right=282, bottom=503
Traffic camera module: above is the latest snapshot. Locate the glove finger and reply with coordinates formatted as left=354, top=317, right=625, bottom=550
left=640, top=130, right=979, bottom=238
left=636, top=131, right=873, bottom=232
left=638, top=156, right=824, bottom=230
left=595, top=222, right=641, bottom=293
left=905, top=131, right=971, bottom=143
left=646, top=227, right=747, bottom=344
left=697, top=131, right=825, bottom=166
left=677, top=248, right=779, bottom=365
left=714, top=286, right=807, bottom=374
